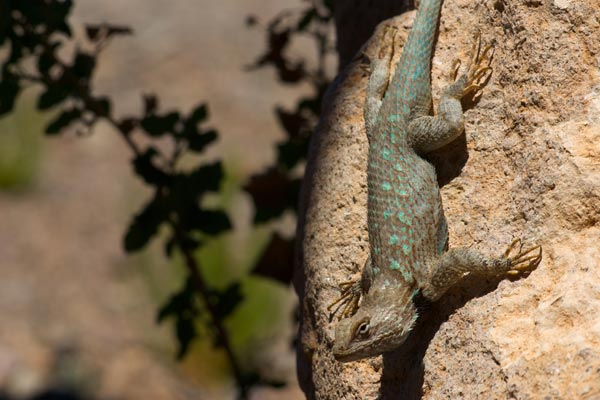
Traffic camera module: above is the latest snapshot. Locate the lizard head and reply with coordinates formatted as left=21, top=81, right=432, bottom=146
left=332, top=287, right=419, bottom=362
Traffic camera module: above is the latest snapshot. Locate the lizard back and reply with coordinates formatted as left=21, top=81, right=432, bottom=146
left=367, top=0, right=446, bottom=285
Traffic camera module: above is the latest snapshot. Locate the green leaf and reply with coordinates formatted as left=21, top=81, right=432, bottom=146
left=45, top=108, right=81, bottom=135
left=140, top=112, right=179, bottom=136
left=123, top=195, right=167, bottom=252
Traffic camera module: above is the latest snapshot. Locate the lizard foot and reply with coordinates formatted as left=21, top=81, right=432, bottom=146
left=328, top=279, right=362, bottom=320
left=452, top=32, right=494, bottom=100
left=503, top=238, right=543, bottom=275
left=359, top=25, right=398, bottom=74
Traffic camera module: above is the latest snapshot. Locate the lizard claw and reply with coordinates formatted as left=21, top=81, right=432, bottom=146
left=503, top=238, right=543, bottom=275
left=454, top=32, right=494, bottom=100
left=328, top=279, right=363, bottom=320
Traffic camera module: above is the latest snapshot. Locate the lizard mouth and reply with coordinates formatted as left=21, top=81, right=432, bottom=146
left=332, top=339, right=380, bottom=363
left=333, top=348, right=367, bottom=363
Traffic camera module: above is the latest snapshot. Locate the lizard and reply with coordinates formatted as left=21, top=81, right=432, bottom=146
left=329, top=0, right=542, bottom=362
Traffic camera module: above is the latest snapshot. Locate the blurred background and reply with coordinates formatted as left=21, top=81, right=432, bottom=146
left=0, top=0, right=331, bottom=398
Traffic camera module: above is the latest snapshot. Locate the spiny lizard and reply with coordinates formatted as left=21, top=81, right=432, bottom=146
left=329, top=0, right=542, bottom=362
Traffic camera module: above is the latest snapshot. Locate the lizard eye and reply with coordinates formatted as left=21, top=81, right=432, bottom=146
left=355, top=321, right=370, bottom=339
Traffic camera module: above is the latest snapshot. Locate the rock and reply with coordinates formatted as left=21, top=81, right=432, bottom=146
left=296, top=0, right=600, bottom=398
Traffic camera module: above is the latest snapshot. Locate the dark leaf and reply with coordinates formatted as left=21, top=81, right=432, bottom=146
left=275, top=107, right=306, bottom=139
left=132, top=148, right=171, bottom=186
left=123, top=194, right=167, bottom=252
left=140, top=112, right=179, bottom=136
left=105, top=24, right=133, bottom=38
left=118, top=117, right=138, bottom=135
left=143, top=94, right=158, bottom=114
left=241, top=373, right=261, bottom=389
left=45, top=108, right=81, bottom=135
left=298, top=96, right=321, bottom=114
left=57, top=21, right=72, bottom=37
left=187, top=162, right=224, bottom=194
left=164, top=235, right=176, bottom=258
left=245, top=15, right=258, bottom=27
left=157, top=278, right=196, bottom=322
left=277, top=138, right=309, bottom=170
left=178, top=235, right=202, bottom=252
left=251, top=233, right=294, bottom=285
left=214, top=282, right=243, bottom=319
left=86, top=24, right=132, bottom=41
left=88, top=96, right=111, bottom=117
left=0, top=78, right=20, bottom=116
left=37, top=86, right=69, bottom=110
left=187, top=103, right=208, bottom=125
left=85, top=26, right=101, bottom=41
left=175, top=315, right=197, bottom=359
left=185, top=208, right=231, bottom=235
left=38, top=50, right=56, bottom=76
left=72, top=52, right=96, bottom=79
left=187, top=129, right=217, bottom=152
left=244, top=168, right=300, bottom=223
left=156, top=278, right=200, bottom=359
left=297, top=9, right=316, bottom=31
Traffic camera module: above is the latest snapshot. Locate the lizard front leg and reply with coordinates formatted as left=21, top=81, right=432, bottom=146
left=328, top=255, right=373, bottom=319
left=408, top=33, right=493, bottom=153
left=422, top=239, right=542, bottom=301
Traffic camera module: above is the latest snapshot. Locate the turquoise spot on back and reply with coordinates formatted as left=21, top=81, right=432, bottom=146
left=397, top=211, right=412, bottom=225
left=382, top=182, right=392, bottom=191
left=402, top=243, right=411, bottom=256
left=382, top=147, right=392, bottom=160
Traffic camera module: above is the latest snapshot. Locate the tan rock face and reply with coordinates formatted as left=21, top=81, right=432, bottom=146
left=296, top=0, right=600, bottom=398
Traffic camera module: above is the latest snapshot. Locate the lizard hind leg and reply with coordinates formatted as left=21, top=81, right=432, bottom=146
left=364, top=25, right=398, bottom=135
left=407, top=34, right=494, bottom=153
left=422, top=239, right=542, bottom=301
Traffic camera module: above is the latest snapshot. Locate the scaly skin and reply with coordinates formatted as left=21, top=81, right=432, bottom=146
left=330, top=1, right=541, bottom=362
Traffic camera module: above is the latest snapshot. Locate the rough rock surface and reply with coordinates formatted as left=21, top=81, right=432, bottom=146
left=296, top=0, right=600, bottom=398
